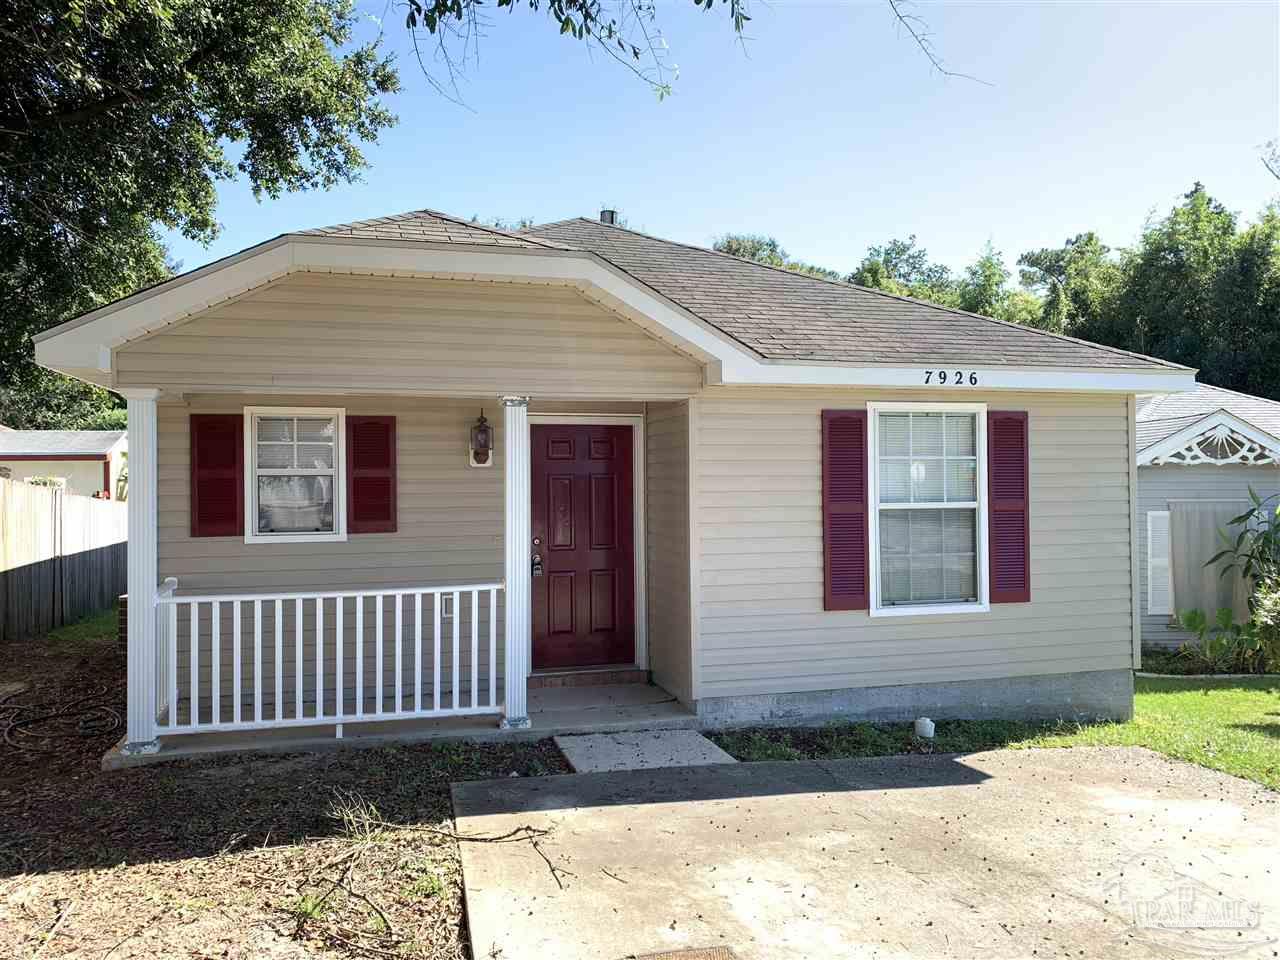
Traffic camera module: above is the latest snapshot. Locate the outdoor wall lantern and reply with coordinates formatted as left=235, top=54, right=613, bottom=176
left=469, top=410, right=493, bottom=467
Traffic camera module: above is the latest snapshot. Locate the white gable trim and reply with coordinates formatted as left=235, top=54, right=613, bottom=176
left=1137, top=410, right=1280, bottom=466
left=34, top=237, right=1198, bottom=394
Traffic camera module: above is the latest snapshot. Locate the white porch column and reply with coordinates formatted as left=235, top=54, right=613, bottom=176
left=500, top=395, right=531, bottom=728
left=120, top=388, right=161, bottom=754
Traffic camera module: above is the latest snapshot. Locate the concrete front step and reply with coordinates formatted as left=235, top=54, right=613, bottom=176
left=528, top=665, right=648, bottom=689
left=554, top=729, right=738, bottom=773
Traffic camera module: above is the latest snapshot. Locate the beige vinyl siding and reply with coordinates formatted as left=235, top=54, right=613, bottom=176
left=695, top=387, right=1136, bottom=699
left=645, top=401, right=693, bottom=704
left=115, top=273, right=702, bottom=399
left=161, top=394, right=507, bottom=712
left=1136, top=463, right=1280, bottom=648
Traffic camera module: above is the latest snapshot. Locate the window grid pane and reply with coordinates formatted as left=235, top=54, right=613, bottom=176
left=878, top=412, right=977, bottom=505
left=876, top=411, right=980, bottom=608
left=878, top=509, right=978, bottom=605
left=253, top=414, right=338, bottom=535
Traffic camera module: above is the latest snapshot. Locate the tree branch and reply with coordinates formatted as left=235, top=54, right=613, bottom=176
left=0, top=39, right=224, bottom=133
left=1262, top=142, right=1280, bottom=181
left=886, top=0, right=989, bottom=85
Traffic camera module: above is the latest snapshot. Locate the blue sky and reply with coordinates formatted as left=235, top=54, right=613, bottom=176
left=163, top=0, right=1279, bottom=276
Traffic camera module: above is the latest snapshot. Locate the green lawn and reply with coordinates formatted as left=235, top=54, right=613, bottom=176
left=1021, top=676, right=1280, bottom=789
left=44, top=605, right=119, bottom=648
left=709, top=676, right=1280, bottom=790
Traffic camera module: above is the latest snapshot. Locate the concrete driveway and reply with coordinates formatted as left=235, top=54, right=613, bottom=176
left=452, top=747, right=1279, bottom=960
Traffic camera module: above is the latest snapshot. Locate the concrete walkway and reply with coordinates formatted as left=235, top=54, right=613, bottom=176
left=452, top=747, right=1280, bottom=960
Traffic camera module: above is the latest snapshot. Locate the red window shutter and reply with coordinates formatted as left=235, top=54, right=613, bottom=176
left=348, top=416, right=397, bottom=534
left=822, top=409, right=869, bottom=611
left=190, top=414, right=243, bottom=537
left=988, top=411, right=1031, bottom=603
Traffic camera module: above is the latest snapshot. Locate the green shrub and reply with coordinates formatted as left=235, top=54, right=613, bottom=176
left=1177, top=605, right=1278, bottom=674
left=1251, top=577, right=1280, bottom=667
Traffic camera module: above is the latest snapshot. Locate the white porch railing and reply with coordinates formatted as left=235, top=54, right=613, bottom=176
left=154, top=580, right=503, bottom=736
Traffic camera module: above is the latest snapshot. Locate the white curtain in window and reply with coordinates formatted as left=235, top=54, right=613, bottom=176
left=254, top=415, right=337, bottom=534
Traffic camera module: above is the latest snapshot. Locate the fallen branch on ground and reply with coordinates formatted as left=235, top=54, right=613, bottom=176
left=531, top=840, right=576, bottom=890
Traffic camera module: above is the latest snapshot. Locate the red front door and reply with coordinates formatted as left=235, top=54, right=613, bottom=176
left=531, top=424, right=635, bottom=669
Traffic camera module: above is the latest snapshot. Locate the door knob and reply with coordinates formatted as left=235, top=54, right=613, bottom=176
left=531, top=553, right=545, bottom=577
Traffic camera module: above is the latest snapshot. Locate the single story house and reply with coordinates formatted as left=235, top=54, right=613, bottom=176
left=33, top=209, right=1196, bottom=759
left=1137, top=383, right=1280, bottom=649
left=0, top=430, right=126, bottom=498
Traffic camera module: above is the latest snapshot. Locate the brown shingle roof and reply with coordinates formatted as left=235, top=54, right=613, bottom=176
left=298, top=209, right=1185, bottom=372
left=522, top=217, right=1185, bottom=371
left=299, top=209, right=571, bottom=250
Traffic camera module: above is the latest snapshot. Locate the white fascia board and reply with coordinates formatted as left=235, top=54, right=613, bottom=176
left=1136, top=409, right=1280, bottom=465
left=35, top=238, right=294, bottom=373
left=35, top=235, right=1197, bottom=395
left=720, top=360, right=1199, bottom=394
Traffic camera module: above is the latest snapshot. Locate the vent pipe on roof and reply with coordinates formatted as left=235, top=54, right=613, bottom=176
left=599, top=209, right=618, bottom=225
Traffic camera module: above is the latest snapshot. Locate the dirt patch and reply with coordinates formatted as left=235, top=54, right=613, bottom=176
left=0, top=620, right=569, bottom=959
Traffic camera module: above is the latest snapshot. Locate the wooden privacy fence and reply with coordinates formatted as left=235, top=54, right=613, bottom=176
left=0, top=477, right=127, bottom=642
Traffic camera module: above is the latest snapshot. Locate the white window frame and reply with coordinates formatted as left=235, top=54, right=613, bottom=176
left=243, top=406, right=347, bottom=544
left=867, top=401, right=990, bottom=618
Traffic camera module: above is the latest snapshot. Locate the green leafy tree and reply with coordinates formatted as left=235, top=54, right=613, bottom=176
left=1121, top=184, right=1239, bottom=361
left=1204, top=208, right=1280, bottom=398
left=1018, top=186, right=1280, bottom=399
left=0, top=1, right=399, bottom=426
left=1017, top=232, right=1123, bottom=336
left=852, top=239, right=1041, bottom=323
left=0, top=376, right=131, bottom=431
left=849, top=236, right=958, bottom=305
left=956, top=243, right=1010, bottom=316
left=713, top=234, right=842, bottom=280
left=992, top=288, right=1044, bottom=327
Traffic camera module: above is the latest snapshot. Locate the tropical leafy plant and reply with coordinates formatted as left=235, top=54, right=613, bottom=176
left=1206, top=488, right=1280, bottom=590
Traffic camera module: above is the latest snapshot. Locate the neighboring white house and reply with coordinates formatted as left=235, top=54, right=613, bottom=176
left=31, top=208, right=1197, bottom=762
left=0, top=430, right=127, bottom=499
left=1137, top=384, right=1280, bottom=649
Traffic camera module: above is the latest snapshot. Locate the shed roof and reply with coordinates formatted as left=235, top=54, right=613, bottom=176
left=1136, top=383, right=1280, bottom=451
left=0, top=430, right=124, bottom=457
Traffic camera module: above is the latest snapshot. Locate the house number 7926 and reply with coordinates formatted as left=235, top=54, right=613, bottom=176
left=924, top=370, right=979, bottom=386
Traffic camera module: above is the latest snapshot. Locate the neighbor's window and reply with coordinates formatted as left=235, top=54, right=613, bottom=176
left=871, top=406, right=987, bottom=615
left=245, top=407, right=346, bottom=543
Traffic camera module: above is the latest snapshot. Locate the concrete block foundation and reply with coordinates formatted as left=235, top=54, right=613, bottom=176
left=694, top=669, right=1134, bottom=728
